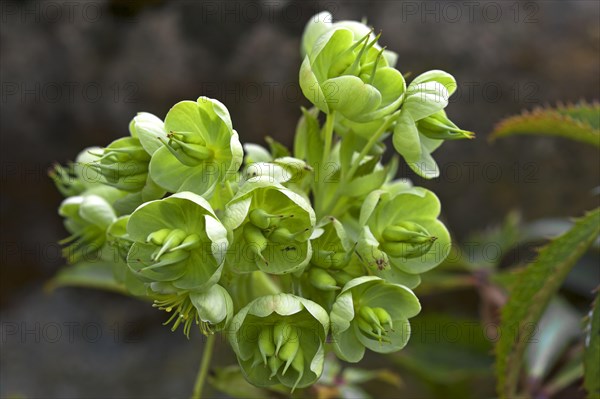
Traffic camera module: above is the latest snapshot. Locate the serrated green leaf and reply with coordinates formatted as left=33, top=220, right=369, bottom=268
left=584, top=291, right=600, bottom=399
left=495, top=208, right=600, bottom=399
left=491, top=103, right=600, bottom=148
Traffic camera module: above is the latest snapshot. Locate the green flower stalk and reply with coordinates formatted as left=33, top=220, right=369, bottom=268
left=223, top=179, right=316, bottom=274
left=149, top=96, right=243, bottom=196
left=228, top=294, right=329, bottom=391
left=330, top=276, right=420, bottom=362
left=126, top=191, right=228, bottom=293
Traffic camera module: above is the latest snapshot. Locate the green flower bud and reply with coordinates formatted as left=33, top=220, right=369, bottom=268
left=224, top=180, right=316, bottom=275
left=149, top=97, right=243, bottom=196
left=330, top=276, right=420, bottom=362
left=228, top=294, right=329, bottom=391
left=126, top=192, right=228, bottom=293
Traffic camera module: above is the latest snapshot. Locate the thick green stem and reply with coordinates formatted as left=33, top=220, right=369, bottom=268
left=321, top=111, right=336, bottom=168
left=191, top=333, right=216, bottom=399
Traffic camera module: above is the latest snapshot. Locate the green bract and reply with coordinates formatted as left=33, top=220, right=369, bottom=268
left=149, top=97, right=243, bottom=196
left=330, top=276, right=420, bottom=362
left=224, top=179, right=316, bottom=274
left=126, top=191, right=228, bottom=292
left=228, top=294, right=329, bottom=391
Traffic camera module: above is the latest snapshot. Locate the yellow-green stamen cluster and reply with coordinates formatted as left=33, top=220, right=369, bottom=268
left=153, top=293, right=212, bottom=338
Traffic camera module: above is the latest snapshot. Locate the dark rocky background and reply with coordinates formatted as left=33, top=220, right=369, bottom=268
left=1, top=0, right=599, bottom=397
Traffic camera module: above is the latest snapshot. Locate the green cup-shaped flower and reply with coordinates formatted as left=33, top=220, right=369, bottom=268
left=299, top=23, right=405, bottom=123
left=356, top=186, right=450, bottom=288
left=224, top=179, right=316, bottom=274
left=149, top=96, right=243, bottom=196
left=228, top=293, right=329, bottom=391
left=59, top=194, right=118, bottom=263
left=330, top=276, right=420, bottom=362
left=126, top=191, right=228, bottom=292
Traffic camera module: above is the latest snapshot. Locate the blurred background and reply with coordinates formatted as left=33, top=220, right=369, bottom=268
left=1, top=0, right=599, bottom=397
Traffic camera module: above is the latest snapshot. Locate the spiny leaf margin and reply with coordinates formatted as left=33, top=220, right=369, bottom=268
left=495, top=208, right=600, bottom=398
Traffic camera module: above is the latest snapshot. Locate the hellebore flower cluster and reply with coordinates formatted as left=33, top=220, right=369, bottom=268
left=51, top=12, right=472, bottom=393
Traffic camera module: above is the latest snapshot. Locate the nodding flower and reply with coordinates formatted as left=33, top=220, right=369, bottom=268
left=148, top=97, right=243, bottom=197
left=331, top=276, right=421, bottom=362
left=228, top=293, right=329, bottom=392
left=126, top=192, right=229, bottom=314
